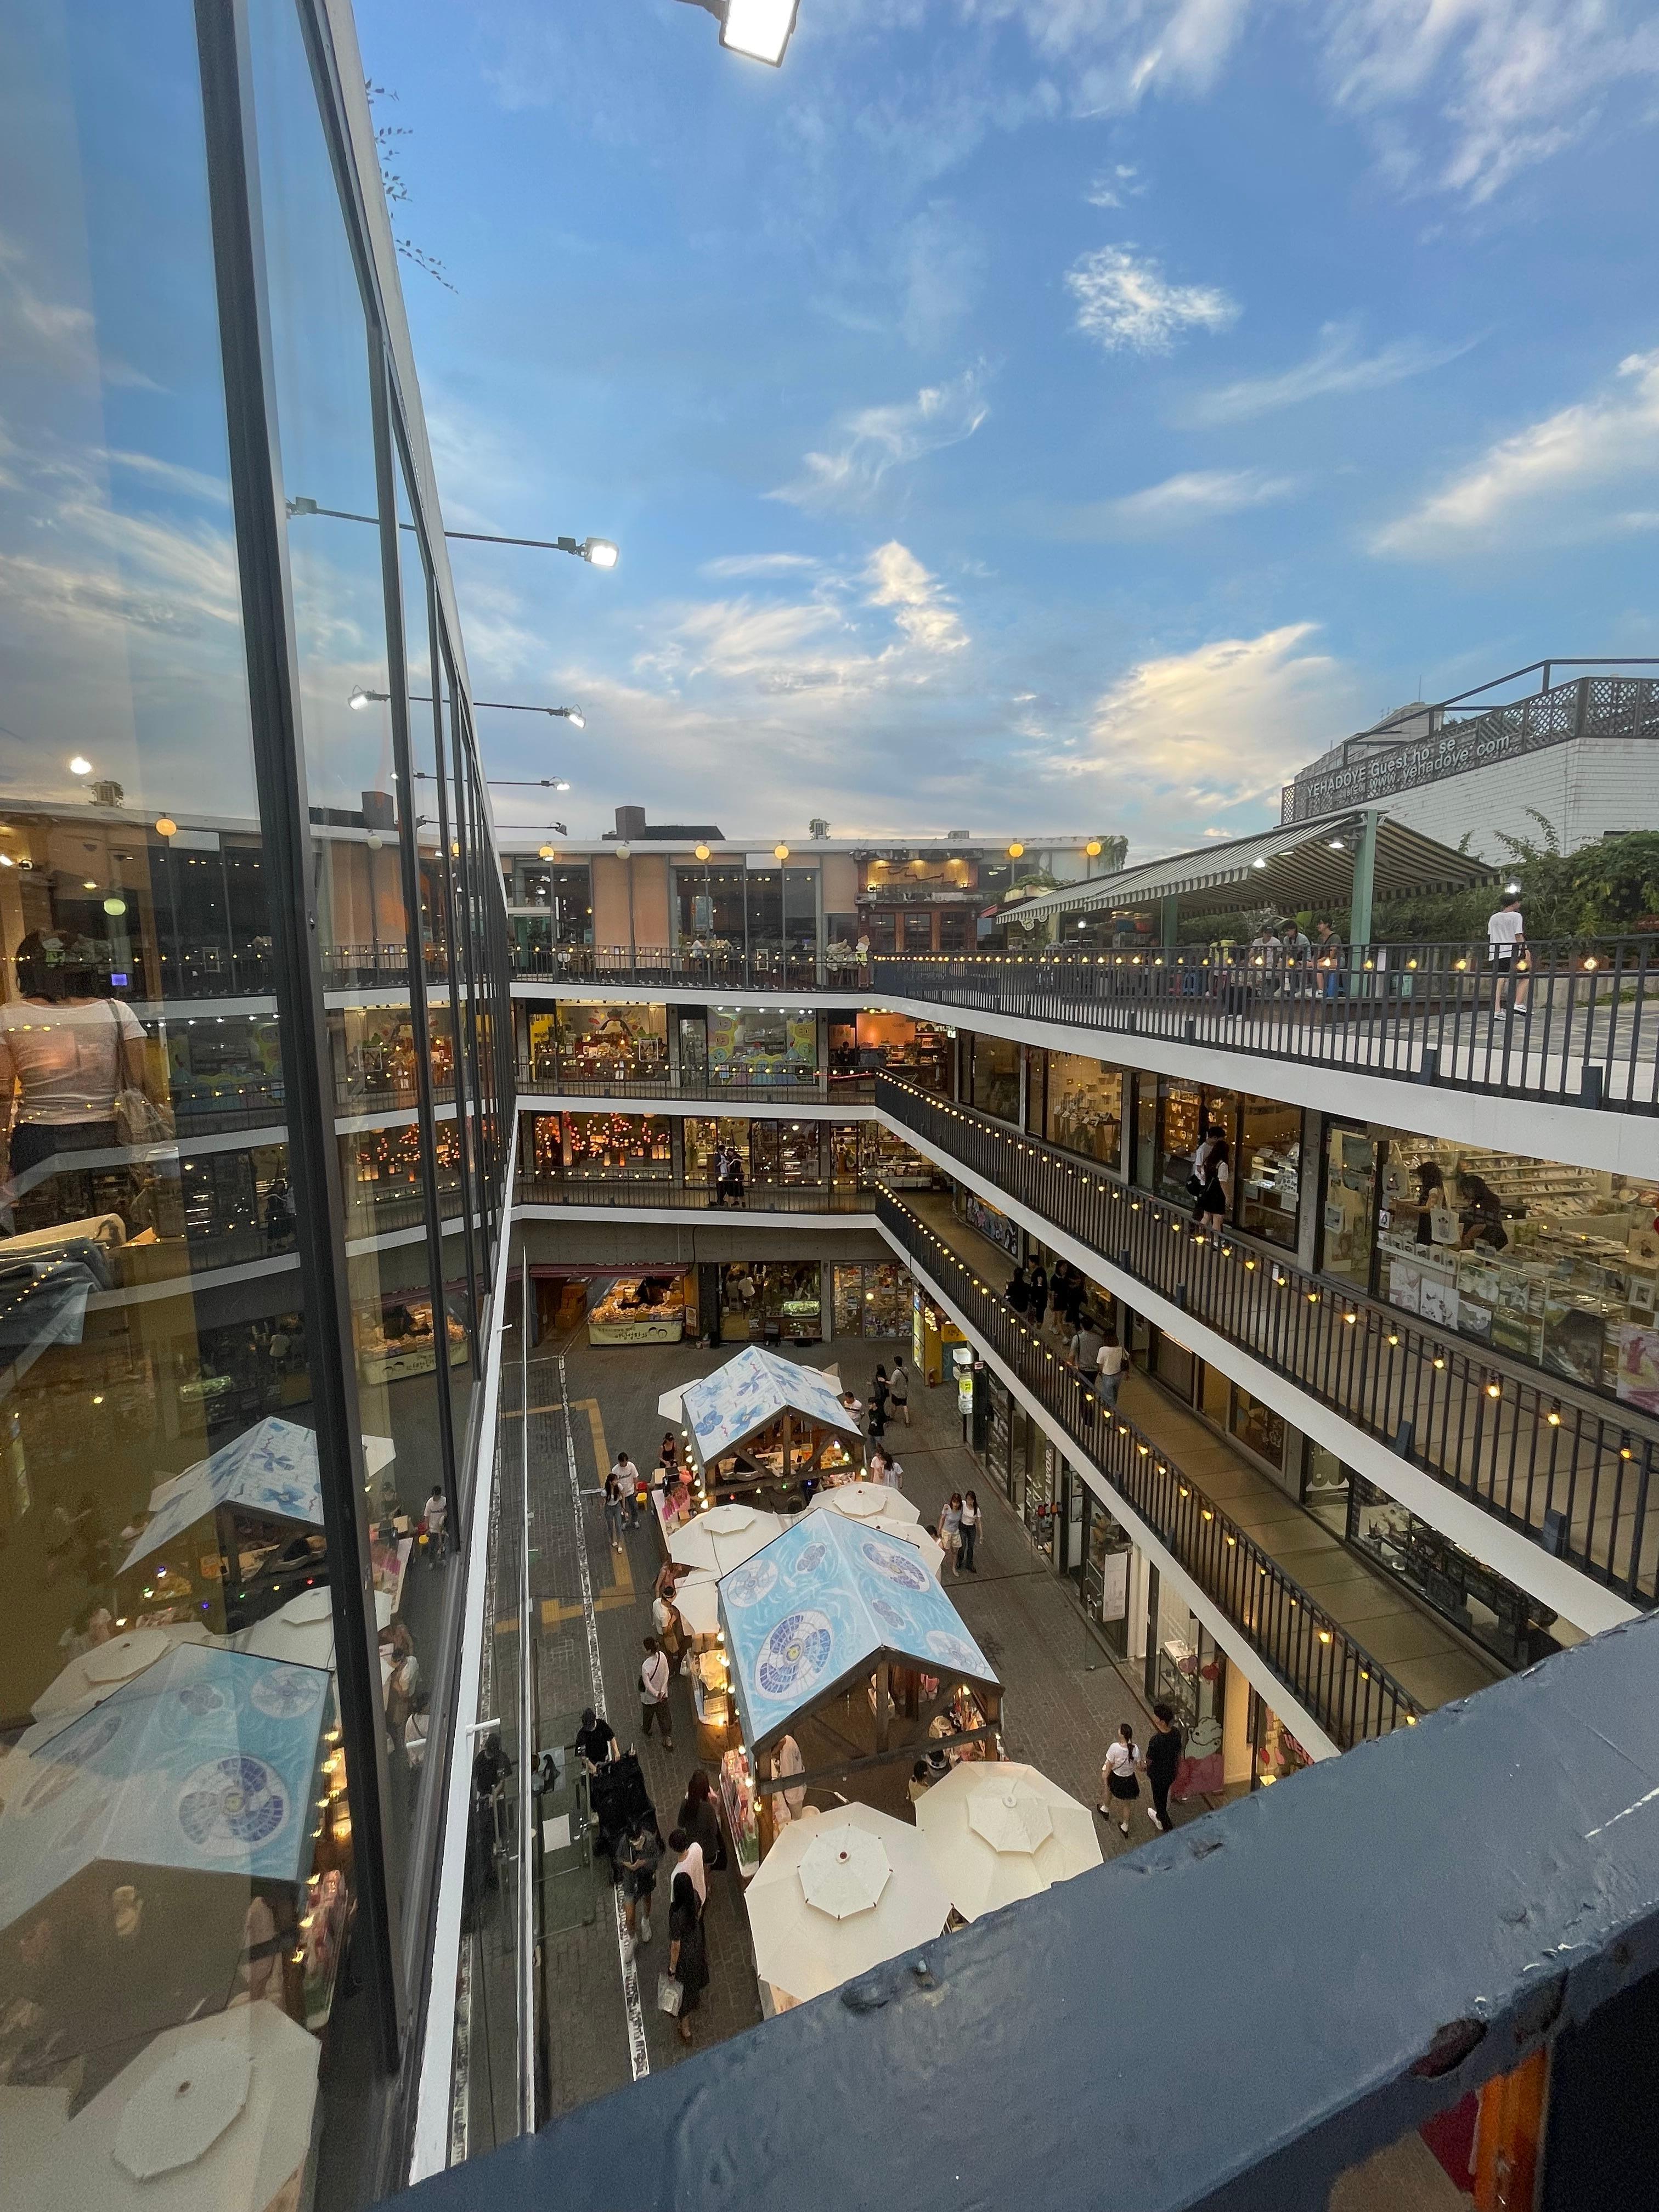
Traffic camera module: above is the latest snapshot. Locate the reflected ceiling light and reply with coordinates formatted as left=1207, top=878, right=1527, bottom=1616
left=1007, top=841, right=1025, bottom=859
left=1252, top=855, right=1269, bottom=869
left=155, top=816, right=178, bottom=838
left=104, top=896, right=127, bottom=917
left=69, top=755, right=93, bottom=777
left=82, top=878, right=97, bottom=890
left=549, top=706, right=586, bottom=730
left=774, top=843, right=790, bottom=861
left=695, top=843, right=712, bottom=861
left=0, top=855, right=14, bottom=869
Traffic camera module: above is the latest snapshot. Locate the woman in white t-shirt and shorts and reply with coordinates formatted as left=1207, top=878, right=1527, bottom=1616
left=1099, top=1720, right=1142, bottom=1834
left=0, top=935, right=150, bottom=1183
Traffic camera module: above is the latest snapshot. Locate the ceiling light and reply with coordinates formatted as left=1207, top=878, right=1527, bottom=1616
left=82, top=878, right=97, bottom=890
left=695, top=843, right=712, bottom=861
left=156, top=816, right=177, bottom=838
left=614, top=843, right=632, bottom=860
left=1327, top=838, right=1345, bottom=851
left=1252, top=856, right=1268, bottom=869
left=69, top=755, right=93, bottom=777
left=104, top=896, right=127, bottom=916
left=719, top=0, right=800, bottom=64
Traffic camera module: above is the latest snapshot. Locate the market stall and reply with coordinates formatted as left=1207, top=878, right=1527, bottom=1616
left=586, top=1271, right=688, bottom=1345
left=678, top=1346, right=863, bottom=1507
left=717, top=1509, right=1001, bottom=1862
left=116, top=1419, right=396, bottom=1637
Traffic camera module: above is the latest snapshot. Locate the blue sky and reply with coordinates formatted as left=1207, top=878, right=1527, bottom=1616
left=356, top=0, right=1659, bottom=855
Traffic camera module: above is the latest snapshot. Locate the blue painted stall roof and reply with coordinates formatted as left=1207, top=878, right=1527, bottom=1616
left=681, top=1346, right=861, bottom=1470
left=718, top=1509, right=998, bottom=1752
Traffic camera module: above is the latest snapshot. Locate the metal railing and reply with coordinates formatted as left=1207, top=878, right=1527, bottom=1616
left=877, top=1077, right=1659, bottom=1604
left=512, top=943, right=861, bottom=991
left=872, top=940, right=1659, bottom=1114
left=515, top=1064, right=878, bottom=1105
left=1283, top=672, right=1659, bottom=822
left=513, top=1175, right=879, bottom=1214
left=876, top=1193, right=1416, bottom=1748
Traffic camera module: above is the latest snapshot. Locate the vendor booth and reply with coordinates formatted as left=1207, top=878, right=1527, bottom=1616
left=678, top=1346, right=863, bottom=1511
left=714, top=1509, right=1001, bottom=1868
left=115, top=1418, right=394, bottom=1638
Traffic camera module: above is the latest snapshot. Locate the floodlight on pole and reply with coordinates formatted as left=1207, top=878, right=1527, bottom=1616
left=675, top=0, right=800, bottom=66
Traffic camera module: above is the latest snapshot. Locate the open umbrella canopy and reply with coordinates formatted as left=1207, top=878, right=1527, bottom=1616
left=656, top=1385, right=686, bottom=1424
left=0, top=1642, right=331, bottom=1937
left=9, top=1997, right=319, bottom=2212
left=234, top=1584, right=393, bottom=1673
left=806, top=1482, right=922, bottom=1527
left=667, top=1501, right=787, bottom=1577
left=667, top=1570, right=721, bottom=1640
left=29, top=1622, right=218, bottom=1726
left=915, top=1759, right=1102, bottom=1922
left=679, top=1346, right=859, bottom=1472
left=123, top=1420, right=395, bottom=1576
left=744, top=1803, right=950, bottom=2005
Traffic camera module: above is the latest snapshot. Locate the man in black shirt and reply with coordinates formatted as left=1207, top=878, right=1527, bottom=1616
left=575, top=1706, right=618, bottom=1773
left=1145, top=1702, right=1183, bottom=1833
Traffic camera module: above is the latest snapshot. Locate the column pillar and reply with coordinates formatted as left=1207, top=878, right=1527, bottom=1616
left=1349, top=810, right=1380, bottom=950
left=1159, top=895, right=1180, bottom=950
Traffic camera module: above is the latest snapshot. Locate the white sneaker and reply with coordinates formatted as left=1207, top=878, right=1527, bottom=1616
left=1146, top=1805, right=1160, bottom=1824
left=639, top=1916, right=652, bottom=1945
left=1119, top=1821, right=1129, bottom=1835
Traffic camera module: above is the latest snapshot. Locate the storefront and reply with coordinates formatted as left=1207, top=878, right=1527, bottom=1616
left=1078, top=1491, right=1134, bottom=1657
left=587, top=1271, right=691, bottom=1344
left=354, top=1288, right=469, bottom=1386
left=525, top=1000, right=668, bottom=1086
left=164, top=1010, right=284, bottom=1120
left=969, top=1032, right=1020, bottom=1124
left=1320, top=1121, right=1659, bottom=1408
left=957, top=1184, right=1020, bottom=1261
left=1144, top=1570, right=1228, bottom=1797
left=832, top=1261, right=914, bottom=1337
left=528, top=1109, right=673, bottom=1181
left=706, top=1005, right=817, bottom=1086
left=686, top=1117, right=825, bottom=1184
left=716, top=1261, right=825, bottom=1342
left=1248, top=1690, right=1314, bottom=1789
left=827, top=1009, right=949, bottom=1088
left=1346, top=1475, right=1559, bottom=1668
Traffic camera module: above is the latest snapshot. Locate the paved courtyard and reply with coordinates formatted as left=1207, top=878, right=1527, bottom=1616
left=476, top=1313, right=1232, bottom=2131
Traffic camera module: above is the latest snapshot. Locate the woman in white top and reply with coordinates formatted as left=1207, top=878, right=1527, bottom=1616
left=1191, top=1122, right=1232, bottom=1234
left=1099, top=1722, right=1142, bottom=1834
left=0, top=935, right=151, bottom=1180
left=1094, top=1330, right=1126, bottom=1408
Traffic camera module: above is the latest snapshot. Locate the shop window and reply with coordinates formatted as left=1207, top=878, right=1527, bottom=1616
left=1154, top=1331, right=1196, bottom=1403
left=684, top=1117, right=748, bottom=1184
left=1250, top=1694, right=1314, bottom=1788
left=902, top=909, right=933, bottom=952
left=1084, top=1497, right=1132, bottom=1657
left=749, top=1121, right=822, bottom=1184
left=745, top=867, right=782, bottom=950
left=832, top=1261, right=913, bottom=1337
left=562, top=1112, right=671, bottom=1178
left=970, top=1032, right=1019, bottom=1123
left=707, top=1006, right=816, bottom=1087
left=554, top=1000, right=668, bottom=1084
left=957, top=1184, right=1021, bottom=1257
left=1045, top=1053, right=1123, bottom=1168
left=1158, top=1080, right=1238, bottom=1207
left=719, top=1261, right=823, bottom=1342
left=1303, top=1441, right=1350, bottom=1538
left=861, top=1121, right=938, bottom=1190
left=678, top=864, right=744, bottom=951
left=865, top=910, right=896, bottom=955
left=1228, top=1384, right=1286, bottom=1471
left=1237, top=1096, right=1301, bottom=1249
left=1321, top=1122, right=1378, bottom=1289
left=938, top=909, right=970, bottom=952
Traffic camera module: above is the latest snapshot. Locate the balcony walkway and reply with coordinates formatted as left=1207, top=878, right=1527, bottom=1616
left=903, top=1192, right=1505, bottom=1714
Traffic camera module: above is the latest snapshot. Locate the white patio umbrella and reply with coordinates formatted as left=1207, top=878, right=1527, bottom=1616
left=235, top=1583, right=393, bottom=1672
left=656, top=1385, right=687, bottom=1424
left=9, top=1997, right=319, bottom=2212
left=30, top=1622, right=216, bottom=1725
left=806, top=1482, right=922, bottom=1527
left=667, top=1501, right=786, bottom=1577
left=668, top=1569, right=720, bottom=1639
left=864, top=1517, right=946, bottom=1579
left=915, top=1760, right=1102, bottom=1922
left=744, top=1801, right=950, bottom=2007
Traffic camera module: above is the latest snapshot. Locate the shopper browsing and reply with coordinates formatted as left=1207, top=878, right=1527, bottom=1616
left=639, top=1637, right=674, bottom=1751
left=1145, top=1703, right=1182, bottom=1833
left=888, top=1357, right=910, bottom=1426
left=1099, top=1722, right=1142, bottom=1835
left=1190, top=1122, right=1231, bottom=1233
left=602, top=1463, right=627, bottom=1550
left=616, top=1812, right=660, bottom=1951
left=958, top=1489, right=981, bottom=1573
left=666, top=1868, right=709, bottom=2045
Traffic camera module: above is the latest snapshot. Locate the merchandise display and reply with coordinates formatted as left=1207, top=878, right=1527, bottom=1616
left=355, top=1295, right=468, bottom=1386
left=588, top=1273, right=687, bottom=1345
left=719, top=1746, right=761, bottom=1878
left=1044, top=1053, right=1123, bottom=1167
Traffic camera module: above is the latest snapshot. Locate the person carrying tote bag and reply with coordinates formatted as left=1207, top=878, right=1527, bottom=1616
left=665, top=1869, right=708, bottom=2042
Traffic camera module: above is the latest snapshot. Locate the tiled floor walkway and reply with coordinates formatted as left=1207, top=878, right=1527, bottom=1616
left=909, top=1192, right=1506, bottom=1714
left=496, top=1318, right=1233, bottom=2125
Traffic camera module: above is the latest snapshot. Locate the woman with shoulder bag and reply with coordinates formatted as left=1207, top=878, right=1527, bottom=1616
left=665, top=1868, right=709, bottom=2043
left=1099, top=1720, right=1142, bottom=1835
left=938, top=1492, right=964, bottom=1575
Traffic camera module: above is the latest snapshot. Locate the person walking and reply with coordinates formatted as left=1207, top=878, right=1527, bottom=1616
left=1145, top=1702, right=1182, bottom=1833
left=1027, top=1260, right=1048, bottom=1330
left=603, top=1463, right=627, bottom=1550
left=1191, top=1122, right=1231, bottom=1234
left=1060, top=1264, right=1086, bottom=1336
left=639, top=1636, right=674, bottom=1752
left=1006, top=1263, right=1030, bottom=1319
left=612, top=1450, right=640, bottom=1531
left=423, top=1482, right=448, bottom=1568
left=616, top=1810, right=661, bottom=1951
left=1487, top=891, right=1528, bottom=1012
left=726, top=1152, right=746, bottom=1208
left=867, top=1391, right=888, bottom=1448
left=938, top=1491, right=964, bottom=1575
left=679, top=1768, right=725, bottom=1875
left=1070, top=1311, right=1105, bottom=1375
left=958, top=1489, right=981, bottom=1573
left=888, top=1357, right=910, bottom=1426
left=1094, top=1329, right=1125, bottom=1408
left=666, top=1867, right=709, bottom=2044
left=1099, top=1721, right=1142, bottom=1834
left=871, top=1364, right=890, bottom=1422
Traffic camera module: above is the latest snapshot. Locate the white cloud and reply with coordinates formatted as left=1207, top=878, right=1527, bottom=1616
left=1373, top=349, right=1659, bottom=556
left=864, top=540, right=969, bottom=653
left=769, top=365, right=991, bottom=511
left=1066, top=245, right=1238, bottom=355
left=1188, top=320, right=1474, bottom=424
left=699, top=552, right=822, bottom=579
left=1060, top=624, right=1359, bottom=810
left=1053, top=467, right=1297, bottom=536
left=1086, top=163, right=1143, bottom=207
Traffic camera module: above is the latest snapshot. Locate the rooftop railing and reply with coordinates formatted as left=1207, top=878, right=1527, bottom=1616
left=876, top=1192, right=1417, bottom=1749
left=1282, top=672, right=1659, bottom=822
left=877, top=1076, right=1659, bottom=1606
left=872, top=939, right=1659, bottom=1114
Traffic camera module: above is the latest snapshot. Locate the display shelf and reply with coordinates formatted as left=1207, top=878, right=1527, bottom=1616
left=719, top=1747, right=760, bottom=1880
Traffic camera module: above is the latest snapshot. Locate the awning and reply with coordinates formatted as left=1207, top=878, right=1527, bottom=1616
left=1005, top=810, right=1493, bottom=926
left=680, top=1346, right=861, bottom=1473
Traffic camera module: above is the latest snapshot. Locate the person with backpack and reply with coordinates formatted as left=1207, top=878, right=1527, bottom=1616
left=639, top=1635, right=674, bottom=1752
left=1145, top=1702, right=1183, bottom=1833
left=888, top=1357, right=910, bottom=1426
left=1099, top=1720, right=1142, bottom=1835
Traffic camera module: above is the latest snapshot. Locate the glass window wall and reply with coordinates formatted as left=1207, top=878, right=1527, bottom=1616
left=1044, top=1053, right=1124, bottom=1167
left=1237, top=1096, right=1301, bottom=1249
left=970, top=1034, right=1019, bottom=1124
